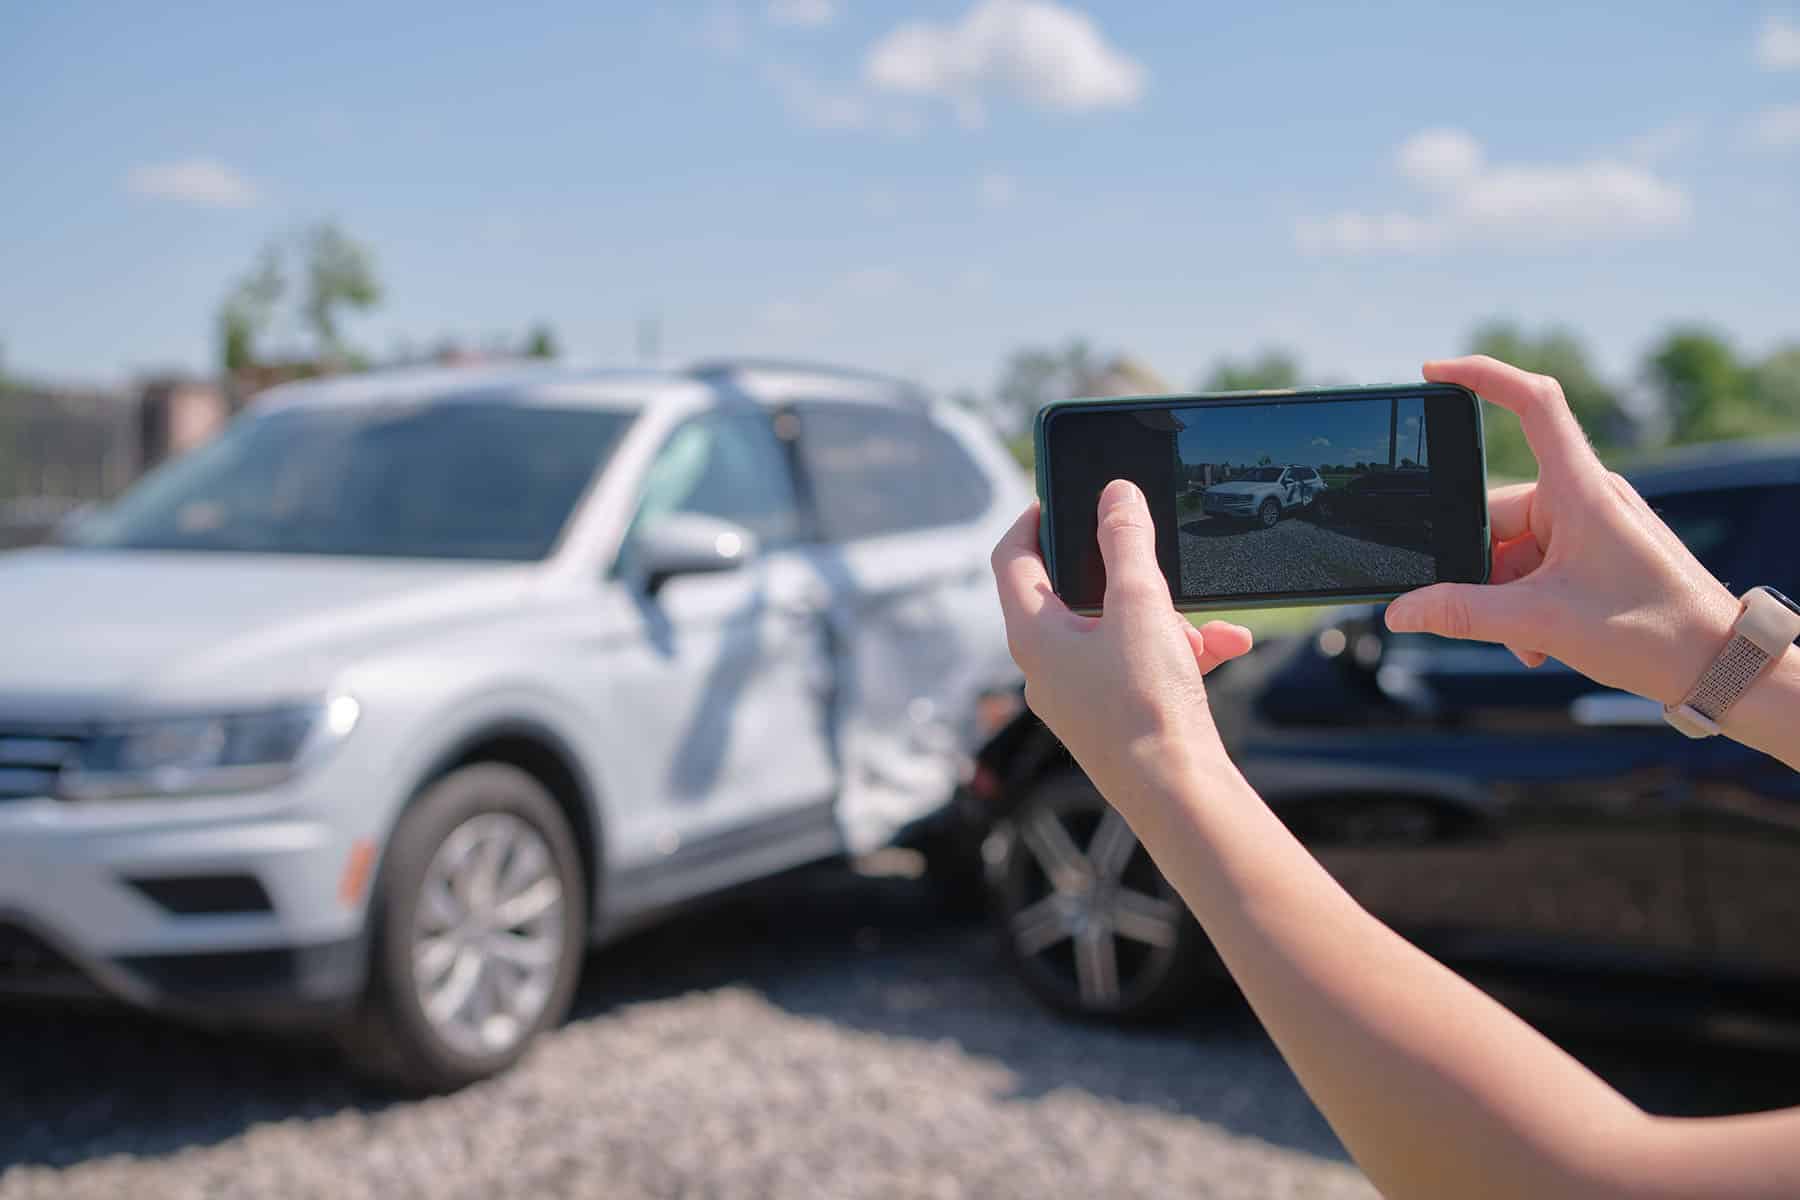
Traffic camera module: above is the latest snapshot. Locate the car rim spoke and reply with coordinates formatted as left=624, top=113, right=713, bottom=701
left=414, top=812, right=564, bottom=1057
left=484, top=929, right=558, bottom=971
left=1111, top=888, right=1180, bottom=948
left=1074, top=926, right=1121, bottom=1008
left=497, top=834, right=548, bottom=902
left=418, top=875, right=462, bottom=933
left=414, top=933, right=459, bottom=983
left=1087, top=808, right=1137, bottom=882
left=1011, top=895, right=1075, bottom=956
left=1020, top=809, right=1091, bottom=893
left=492, top=876, right=562, bottom=929
left=426, top=946, right=483, bottom=1025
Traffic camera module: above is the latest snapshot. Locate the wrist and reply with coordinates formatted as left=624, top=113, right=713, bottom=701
left=1654, top=577, right=1741, bottom=708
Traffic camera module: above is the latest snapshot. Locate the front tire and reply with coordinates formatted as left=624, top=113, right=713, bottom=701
left=988, top=771, right=1217, bottom=1021
left=338, top=763, right=586, bottom=1092
left=1258, top=498, right=1281, bottom=528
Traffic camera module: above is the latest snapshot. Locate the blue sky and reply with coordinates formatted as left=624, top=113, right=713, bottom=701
left=3, top=2, right=1798, bottom=399
left=1177, top=397, right=1426, bottom=470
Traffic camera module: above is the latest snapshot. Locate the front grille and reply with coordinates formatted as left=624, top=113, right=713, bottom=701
left=0, top=726, right=85, bottom=801
left=0, top=922, right=97, bottom=995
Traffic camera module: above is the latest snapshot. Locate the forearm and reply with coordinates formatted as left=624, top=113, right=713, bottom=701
left=1112, top=742, right=1661, bottom=1200
left=1722, top=645, right=1800, bottom=772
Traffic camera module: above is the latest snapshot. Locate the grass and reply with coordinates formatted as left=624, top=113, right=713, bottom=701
left=1191, top=604, right=1330, bottom=637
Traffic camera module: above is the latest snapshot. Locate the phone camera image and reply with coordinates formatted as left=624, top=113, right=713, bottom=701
left=1175, top=396, right=1435, bottom=600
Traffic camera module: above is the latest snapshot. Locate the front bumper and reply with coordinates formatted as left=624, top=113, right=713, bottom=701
left=0, top=794, right=369, bottom=1023
left=1203, top=496, right=1256, bottom=517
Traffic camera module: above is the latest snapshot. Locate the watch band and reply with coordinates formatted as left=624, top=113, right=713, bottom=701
left=1664, top=586, right=1800, bottom=738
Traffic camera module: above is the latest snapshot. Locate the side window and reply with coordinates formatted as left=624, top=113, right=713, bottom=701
left=1740, top=483, right=1800, bottom=599
left=632, top=409, right=801, bottom=546
left=792, top=401, right=993, bottom=541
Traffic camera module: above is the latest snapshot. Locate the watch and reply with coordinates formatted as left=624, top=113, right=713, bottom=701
left=1663, top=585, right=1800, bottom=738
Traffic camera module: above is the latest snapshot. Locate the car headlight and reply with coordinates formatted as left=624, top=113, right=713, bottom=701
left=60, top=696, right=360, bottom=800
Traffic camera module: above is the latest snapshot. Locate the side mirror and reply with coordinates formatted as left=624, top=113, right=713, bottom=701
left=632, top=513, right=757, bottom=595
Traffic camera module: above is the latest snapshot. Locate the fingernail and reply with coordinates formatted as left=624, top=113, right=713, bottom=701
left=1384, top=602, right=1416, bottom=632
left=1101, top=479, right=1143, bottom=509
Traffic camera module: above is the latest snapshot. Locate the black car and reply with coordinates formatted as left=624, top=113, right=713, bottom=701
left=970, top=439, right=1800, bottom=1024
left=1311, top=466, right=1429, bottom=528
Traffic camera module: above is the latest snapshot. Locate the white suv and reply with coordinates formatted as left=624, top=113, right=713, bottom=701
left=1201, top=465, right=1327, bottom=528
left=0, top=360, right=1027, bottom=1089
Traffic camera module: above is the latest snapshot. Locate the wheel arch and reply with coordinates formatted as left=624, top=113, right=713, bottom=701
left=371, top=716, right=607, bottom=936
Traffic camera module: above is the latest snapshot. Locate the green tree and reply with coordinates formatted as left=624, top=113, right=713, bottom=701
left=1468, top=322, right=1624, bottom=478
left=993, top=339, right=1099, bottom=432
left=301, top=223, right=381, bottom=360
left=1645, top=326, right=1761, bottom=444
left=524, top=323, right=559, bottom=359
left=1198, top=348, right=1302, bottom=392
left=1749, top=344, right=1800, bottom=430
left=217, top=244, right=285, bottom=371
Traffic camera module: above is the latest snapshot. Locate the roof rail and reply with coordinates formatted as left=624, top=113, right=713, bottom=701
left=685, top=357, right=931, bottom=408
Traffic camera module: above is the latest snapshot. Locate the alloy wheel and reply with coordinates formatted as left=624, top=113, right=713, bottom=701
left=411, top=811, right=565, bottom=1058
left=1003, top=797, right=1185, bottom=1012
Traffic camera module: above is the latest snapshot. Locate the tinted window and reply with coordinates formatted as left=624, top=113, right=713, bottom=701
left=69, top=402, right=632, bottom=561
left=1739, top=483, right=1800, bottom=599
left=633, top=409, right=800, bottom=545
left=792, top=402, right=992, bottom=540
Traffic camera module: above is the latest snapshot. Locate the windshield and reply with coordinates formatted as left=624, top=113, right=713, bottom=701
left=68, top=401, right=634, bottom=560
left=1239, top=467, right=1285, bottom=482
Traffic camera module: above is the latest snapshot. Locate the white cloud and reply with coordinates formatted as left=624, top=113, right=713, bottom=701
left=1396, top=128, right=1483, bottom=189
left=1309, top=436, right=1331, bottom=448
left=1756, top=16, right=1800, bottom=68
left=767, top=0, right=837, bottom=27
left=125, top=158, right=259, bottom=208
left=864, top=0, right=1145, bottom=115
left=1297, top=129, right=1689, bottom=254
left=1747, top=103, right=1800, bottom=148
left=979, top=170, right=1016, bottom=209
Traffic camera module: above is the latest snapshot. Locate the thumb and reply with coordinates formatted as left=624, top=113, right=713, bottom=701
left=1384, top=582, right=1528, bottom=645
left=1096, top=479, right=1171, bottom=612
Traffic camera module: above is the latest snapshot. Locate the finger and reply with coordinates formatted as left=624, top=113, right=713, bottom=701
left=1187, top=620, right=1254, bottom=674
left=1423, top=356, right=1598, bottom=478
left=991, top=502, right=1064, bottom=652
left=1384, top=580, right=1539, bottom=645
left=1490, top=532, right=1544, bottom=584
left=1487, top=482, right=1536, bottom=544
left=1507, top=645, right=1548, bottom=668
left=1096, top=480, right=1171, bottom=613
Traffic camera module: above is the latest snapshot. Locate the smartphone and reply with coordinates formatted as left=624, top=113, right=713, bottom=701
left=1035, top=383, right=1490, bottom=613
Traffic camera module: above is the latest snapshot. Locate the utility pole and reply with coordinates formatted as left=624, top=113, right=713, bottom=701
left=1388, top=397, right=1399, bottom=470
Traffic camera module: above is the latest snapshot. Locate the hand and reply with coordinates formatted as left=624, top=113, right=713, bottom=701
left=991, top=481, right=1254, bottom=812
left=1385, top=355, right=1740, bottom=706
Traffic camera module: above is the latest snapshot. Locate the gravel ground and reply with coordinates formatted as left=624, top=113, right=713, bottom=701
left=1178, top=513, right=1433, bottom=597
left=5, top=862, right=1799, bottom=1200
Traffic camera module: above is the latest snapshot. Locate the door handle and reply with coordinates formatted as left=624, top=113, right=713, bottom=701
left=1569, top=692, right=1666, bottom=728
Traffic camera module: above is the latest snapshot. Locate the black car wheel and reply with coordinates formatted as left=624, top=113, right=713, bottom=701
left=989, top=771, right=1217, bottom=1020
left=337, top=763, right=587, bottom=1093
left=1258, top=498, right=1281, bottom=528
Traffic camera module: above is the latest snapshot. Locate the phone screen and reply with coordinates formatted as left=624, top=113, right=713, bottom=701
left=1040, top=385, right=1488, bottom=611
